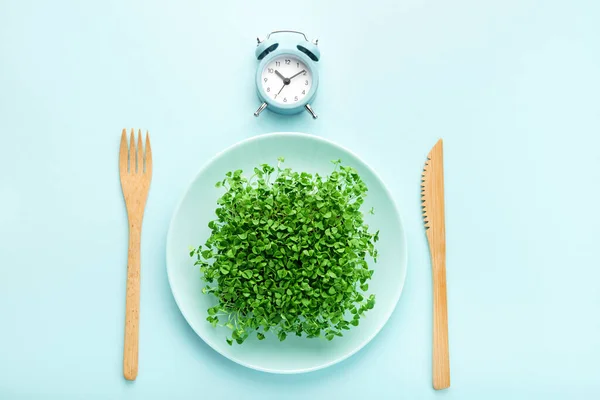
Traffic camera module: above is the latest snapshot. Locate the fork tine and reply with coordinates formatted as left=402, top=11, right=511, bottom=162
left=119, top=129, right=128, bottom=173
left=136, top=129, right=143, bottom=175
left=129, top=129, right=135, bottom=174
left=145, top=131, right=152, bottom=176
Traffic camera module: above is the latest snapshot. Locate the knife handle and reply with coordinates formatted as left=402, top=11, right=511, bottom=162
left=432, top=254, right=450, bottom=390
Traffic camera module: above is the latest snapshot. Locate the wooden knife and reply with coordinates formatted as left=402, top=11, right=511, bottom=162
left=421, top=139, right=450, bottom=390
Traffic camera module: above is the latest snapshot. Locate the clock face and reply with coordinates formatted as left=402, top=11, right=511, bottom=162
left=260, top=55, right=312, bottom=105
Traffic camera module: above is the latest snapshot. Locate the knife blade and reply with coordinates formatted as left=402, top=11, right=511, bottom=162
left=421, top=139, right=450, bottom=390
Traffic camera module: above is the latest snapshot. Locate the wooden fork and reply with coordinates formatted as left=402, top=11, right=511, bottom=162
left=119, top=128, right=152, bottom=381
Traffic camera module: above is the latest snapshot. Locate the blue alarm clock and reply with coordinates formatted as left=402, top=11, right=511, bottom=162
left=253, top=30, right=320, bottom=119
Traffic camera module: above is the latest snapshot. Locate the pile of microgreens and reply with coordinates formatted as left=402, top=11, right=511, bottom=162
left=190, top=158, right=378, bottom=345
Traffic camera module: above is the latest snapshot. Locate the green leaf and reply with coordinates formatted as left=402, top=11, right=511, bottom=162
left=243, top=270, right=253, bottom=279
left=366, top=294, right=375, bottom=309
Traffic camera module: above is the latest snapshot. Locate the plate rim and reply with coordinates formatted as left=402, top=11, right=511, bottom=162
left=166, top=132, right=408, bottom=374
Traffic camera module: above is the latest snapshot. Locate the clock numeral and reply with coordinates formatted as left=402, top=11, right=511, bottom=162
left=297, top=62, right=300, bottom=68
left=302, top=90, right=306, bottom=94
left=294, top=96, right=298, bottom=101
left=268, top=68, right=273, bottom=73
left=275, top=61, right=280, bottom=66
left=283, top=97, right=287, bottom=102
left=305, top=80, right=309, bottom=85
left=274, top=94, right=278, bottom=98
left=285, top=59, right=290, bottom=65
left=267, top=87, right=270, bottom=92
left=264, top=78, right=268, bottom=82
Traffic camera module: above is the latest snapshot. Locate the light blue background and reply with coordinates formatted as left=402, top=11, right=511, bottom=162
left=1, top=0, right=599, bottom=399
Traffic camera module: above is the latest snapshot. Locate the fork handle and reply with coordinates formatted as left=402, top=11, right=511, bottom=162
left=123, top=224, right=141, bottom=381
left=432, top=253, right=450, bottom=390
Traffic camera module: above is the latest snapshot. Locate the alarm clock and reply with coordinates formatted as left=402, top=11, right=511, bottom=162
left=253, top=30, right=320, bottom=119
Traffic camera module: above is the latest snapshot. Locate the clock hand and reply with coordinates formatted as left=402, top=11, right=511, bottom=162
left=275, top=70, right=286, bottom=81
left=288, top=69, right=306, bottom=80
left=275, top=70, right=291, bottom=86
left=276, top=83, right=286, bottom=96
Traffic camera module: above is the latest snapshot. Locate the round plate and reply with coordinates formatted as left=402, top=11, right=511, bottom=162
left=167, top=132, right=407, bottom=374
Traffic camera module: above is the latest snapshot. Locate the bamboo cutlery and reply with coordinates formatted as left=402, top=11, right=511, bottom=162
left=422, top=139, right=450, bottom=390
left=119, top=129, right=152, bottom=381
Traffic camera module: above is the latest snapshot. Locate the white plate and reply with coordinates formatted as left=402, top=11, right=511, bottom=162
left=167, top=132, right=407, bottom=374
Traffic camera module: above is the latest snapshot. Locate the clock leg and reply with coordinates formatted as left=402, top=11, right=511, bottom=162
left=254, top=102, right=267, bottom=117
left=305, top=104, right=318, bottom=119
